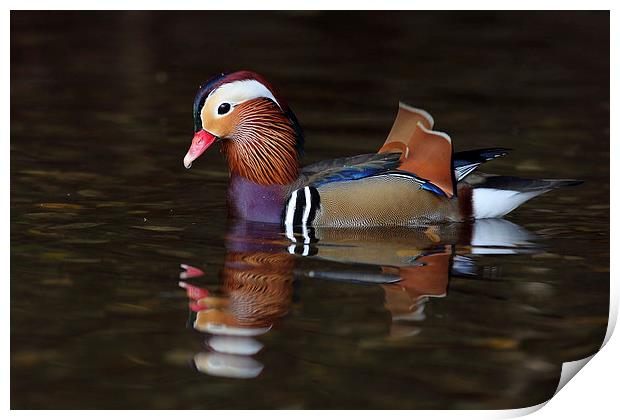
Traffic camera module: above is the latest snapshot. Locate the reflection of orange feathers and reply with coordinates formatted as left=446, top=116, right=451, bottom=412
left=222, top=252, right=294, bottom=327
left=379, top=103, right=455, bottom=197
left=381, top=250, right=451, bottom=319
left=394, top=251, right=451, bottom=297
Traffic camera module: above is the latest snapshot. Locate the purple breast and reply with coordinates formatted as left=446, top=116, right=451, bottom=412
left=227, top=175, right=287, bottom=224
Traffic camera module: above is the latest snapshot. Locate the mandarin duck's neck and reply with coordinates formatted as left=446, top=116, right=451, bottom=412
left=227, top=174, right=290, bottom=224
left=220, top=97, right=304, bottom=223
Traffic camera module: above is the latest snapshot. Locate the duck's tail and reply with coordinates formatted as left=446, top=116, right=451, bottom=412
left=459, top=175, right=583, bottom=219
left=379, top=102, right=583, bottom=219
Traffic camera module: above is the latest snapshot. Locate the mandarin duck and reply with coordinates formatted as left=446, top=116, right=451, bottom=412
left=183, top=71, right=581, bottom=231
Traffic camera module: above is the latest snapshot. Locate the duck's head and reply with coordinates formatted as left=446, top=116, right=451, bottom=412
left=183, top=71, right=304, bottom=185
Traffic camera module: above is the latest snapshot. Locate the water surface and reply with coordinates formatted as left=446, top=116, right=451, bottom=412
left=11, top=11, right=609, bottom=409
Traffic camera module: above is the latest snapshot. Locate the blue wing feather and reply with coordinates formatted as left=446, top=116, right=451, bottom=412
left=301, top=153, right=402, bottom=188
left=385, top=170, right=448, bottom=197
left=312, top=166, right=390, bottom=187
left=421, top=182, right=448, bottom=197
left=299, top=152, right=448, bottom=198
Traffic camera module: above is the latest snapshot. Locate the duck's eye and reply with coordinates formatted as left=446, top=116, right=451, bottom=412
left=217, top=103, right=231, bottom=115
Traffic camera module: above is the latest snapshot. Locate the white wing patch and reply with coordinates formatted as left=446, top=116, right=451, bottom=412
left=470, top=219, right=537, bottom=254
left=472, top=188, right=544, bottom=219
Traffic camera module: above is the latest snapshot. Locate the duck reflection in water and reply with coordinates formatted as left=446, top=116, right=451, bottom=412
left=179, top=218, right=539, bottom=379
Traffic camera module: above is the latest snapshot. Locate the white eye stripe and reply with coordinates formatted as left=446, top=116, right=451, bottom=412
left=203, top=79, right=281, bottom=120
left=211, top=79, right=280, bottom=106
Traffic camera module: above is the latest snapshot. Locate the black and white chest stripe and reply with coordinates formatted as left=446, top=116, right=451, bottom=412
left=283, top=186, right=321, bottom=246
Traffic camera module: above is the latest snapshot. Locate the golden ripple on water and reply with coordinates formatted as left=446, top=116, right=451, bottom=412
left=12, top=350, right=58, bottom=367
left=47, top=222, right=104, bottom=230
left=164, top=349, right=195, bottom=366
left=20, top=169, right=100, bottom=181
left=471, top=338, right=520, bottom=350
left=39, top=202, right=84, bottom=210
left=62, top=238, right=111, bottom=244
left=39, top=251, right=102, bottom=263
left=96, top=202, right=127, bottom=208
left=40, top=251, right=73, bottom=260
left=39, top=277, right=74, bottom=286
left=515, top=160, right=544, bottom=172
left=77, top=189, right=106, bottom=198
left=125, top=355, right=152, bottom=366
left=23, top=212, right=78, bottom=220
left=530, top=252, right=562, bottom=259
left=27, top=228, right=61, bottom=237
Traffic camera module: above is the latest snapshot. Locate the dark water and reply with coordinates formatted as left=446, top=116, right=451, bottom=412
left=11, top=11, right=609, bottom=409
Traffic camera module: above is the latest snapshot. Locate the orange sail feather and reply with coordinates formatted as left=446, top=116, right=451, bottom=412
left=379, top=103, right=455, bottom=197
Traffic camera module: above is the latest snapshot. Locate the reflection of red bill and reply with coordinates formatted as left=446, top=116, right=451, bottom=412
left=189, top=301, right=209, bottom=312
left=179, top=280, right=209, bottom=300
left=180, top=263, right=205, bottom=280
left=179, top=281, right=210, bottom=312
